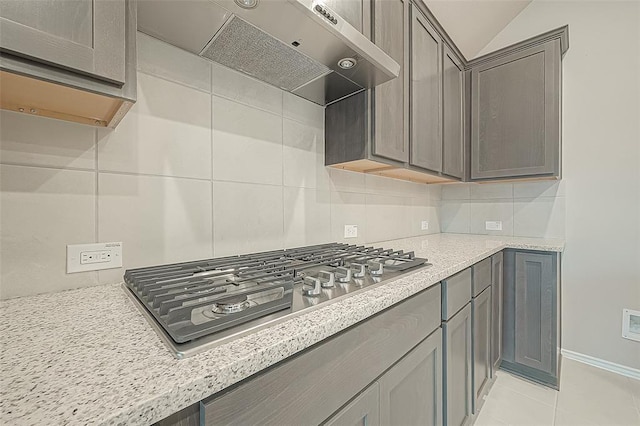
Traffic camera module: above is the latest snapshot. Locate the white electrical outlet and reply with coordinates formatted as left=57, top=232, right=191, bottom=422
left=421, top=221, right=429, bottom=230
left=344, top=225, right=358, bottom=238
left=622, top=309, right=640, bottom=342
left=485, top=221, right=503, bottom=231
left=67, top=242, right=122, bottom=273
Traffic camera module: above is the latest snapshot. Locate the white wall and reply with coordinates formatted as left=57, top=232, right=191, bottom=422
left=0, top=33, right=441, bottom=300
left=479, top=1, right=640, bottom=370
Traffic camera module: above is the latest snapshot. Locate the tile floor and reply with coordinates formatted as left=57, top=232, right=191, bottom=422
left=474, top=358, right=640, bottom=425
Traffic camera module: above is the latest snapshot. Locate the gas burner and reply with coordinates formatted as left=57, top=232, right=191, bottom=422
left=124, top=242, right=429, bottom=358
left=211, top=295, right=250, bottom=314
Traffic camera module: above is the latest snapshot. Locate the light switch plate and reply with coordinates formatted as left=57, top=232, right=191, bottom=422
left=344, top=225, right=358, bottom=238
left=421, top=221, right=429, bottom=230
left=67, top=242, right=122, bottom=273
left=485, top=221, right=503, bottom=231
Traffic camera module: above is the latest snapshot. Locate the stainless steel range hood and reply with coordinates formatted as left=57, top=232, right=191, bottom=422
left=138, top=0, right=400, bottom=105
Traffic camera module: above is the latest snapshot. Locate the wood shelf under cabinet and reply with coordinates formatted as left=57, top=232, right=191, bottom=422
left=0, top=70, right=133, bottom=128
left=328, top=160, right=456, bottom=184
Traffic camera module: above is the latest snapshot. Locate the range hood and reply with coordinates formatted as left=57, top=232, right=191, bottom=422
left=137, top=0, right=400, bottom=105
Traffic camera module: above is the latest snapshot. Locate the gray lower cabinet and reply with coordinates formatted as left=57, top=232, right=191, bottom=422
left=472, top=286, right=492, bottom=413
left=491, top=252, right=504, bottom=374
left=0, top=0, right=126, bottom=84
left=379, top=328, right=443, bottom=426
left=199, top=285, right=441, bottom=425
left=443, top=303, right=473, bottom=426
left=469, top=38, right=562, bottom=180
left=502, top=250, right=560, bottom=388
left=325, top=382, right=380, bottom=426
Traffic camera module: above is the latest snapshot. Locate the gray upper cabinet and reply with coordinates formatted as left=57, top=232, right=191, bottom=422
left=491, top=251, right=504, bottom=374
left=379, top=328, right=443, bottom=426
left=325, top=382, right=380, bottom=426
left=472, top=286, right=491, bottom=413
left=442, top=45, right=464, bottom=179
left=0, top=0, right=126, bottom=85
left=470, top=39, right=561, bottom=180
left=409, top=5, right=441, bottom=172
left=502, top=250, right=560, bottom=388
left=372, top=0, right=409, bottom=163
left=443, top=303, right=472, bottom=426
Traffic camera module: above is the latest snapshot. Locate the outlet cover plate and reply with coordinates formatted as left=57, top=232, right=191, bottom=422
left=622, top=309, right=640, bottom=342
left=67, top=242, right=122, bottom=273
left=485, top=221, right=503, bottom=231
left=344, top=225, right=358, bottom=238
left=421, top=221, right=429, bottom=230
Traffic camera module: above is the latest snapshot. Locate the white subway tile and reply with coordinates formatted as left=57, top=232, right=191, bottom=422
left=411, top=197, right=441, bottom=236
left=0, top=110, right=96, bottom=169
left=283, top=118, right=330, bottom=189
left=469, top=199, right=514, bottom=236
left=98, top=73, right=212, bottom=179
left=328, top=168, right=366, bottom=193
left=283, top=187, right=331, bottom=248
left=513, top=197, right=565, bottom=238
left=441, top=183, right=472, bottom=200
left=283, top=93, right=324, bottom=128
left=0, top=165, right=97, bottom=299
left=97, top=173, right=213, bottom=284
left=213, top=181, right=283, bottom=256
left=513, top=180, right=565, bottom=198
left=365, top=194, right=412, bottom=243
left=212, top=62, right=283, bottom=115
left=440, top=201, right=471, bottom=233
left=137, top=32, right=212, bottom=93
left=212, top=96, right=282, bottom=185
left=469, top=183, right=513, bottom=199
left=330, top=191, right=367, bottom=244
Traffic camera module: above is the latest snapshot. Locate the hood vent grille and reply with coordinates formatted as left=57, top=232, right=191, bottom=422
left=201, top=16, right=331, bottom=92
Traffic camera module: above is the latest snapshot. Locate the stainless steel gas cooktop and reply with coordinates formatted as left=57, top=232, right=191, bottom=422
left=124, top=243, right=429, bottom=358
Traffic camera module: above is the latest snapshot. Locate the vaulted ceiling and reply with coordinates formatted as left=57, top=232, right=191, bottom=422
left=423, top=0, right=532, bottom=59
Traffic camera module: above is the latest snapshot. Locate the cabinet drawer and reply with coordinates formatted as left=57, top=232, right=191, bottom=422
left=202, top=284, right=441, bottom=426
left=472, top=257, right=492, bottom=297
left=442, top=268, right=472, bottom=320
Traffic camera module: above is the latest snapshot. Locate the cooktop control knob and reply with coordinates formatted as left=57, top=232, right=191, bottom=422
left=335, top=266, right=352, bottom=283
left=303, top=276, right=322, bottom=296
left=369, top=261, right=384, bottom=276
left=319, top=271, right=335, bottom=288
left=351, top=263, right=366, bottom=278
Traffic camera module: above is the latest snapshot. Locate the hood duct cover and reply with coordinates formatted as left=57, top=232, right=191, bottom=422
left=202, top=17, right=332, bottom=92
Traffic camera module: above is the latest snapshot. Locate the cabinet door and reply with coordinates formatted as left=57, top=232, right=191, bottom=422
left=442, top=45, right=464, bottom=179
left=372, top=0, right=409, bottom=163
left=470, top=40, right=560, bottom=179
left=443, top=304, right=472, bottom=426
left=491, top=252, right=503, bottom=374
left=323, top=0, right=363, bottom=33
left=325, top=382, right=379, bottom=426
left=514, top=252, right=555, bottom=375
left=379, top=328, right=443, bottom=426
left=472, top=287, right=491, bottom=413
left=409, top=5, right=441, bottom=172
left=0, top=0, right=126, bottom=84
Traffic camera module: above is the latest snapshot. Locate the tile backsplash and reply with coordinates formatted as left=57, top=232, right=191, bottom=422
left=0, top=33, right=440, bottom=299
left=440, top=181, right=565, bottom=238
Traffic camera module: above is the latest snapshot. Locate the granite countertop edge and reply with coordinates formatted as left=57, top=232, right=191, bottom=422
left=0, top=234, right=564, bottom=426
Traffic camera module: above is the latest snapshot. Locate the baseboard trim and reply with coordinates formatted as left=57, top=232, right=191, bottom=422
left=561, top=349, right=640, bottom=380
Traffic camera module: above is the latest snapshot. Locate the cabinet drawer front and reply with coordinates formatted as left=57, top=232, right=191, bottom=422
left=442, top=268, right=472, bottom=320
left=202, top=284, right=441, bottom=426
left=472, top=257, right=492, bottom=296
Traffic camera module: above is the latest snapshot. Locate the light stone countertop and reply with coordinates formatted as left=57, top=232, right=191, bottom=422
left=0, top=233, right=564, bottom=426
